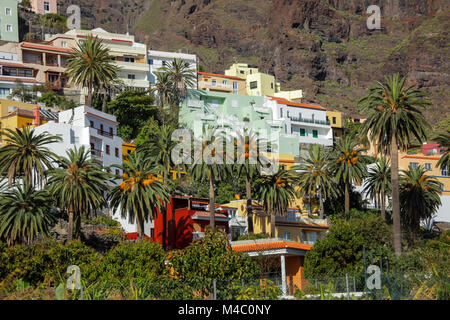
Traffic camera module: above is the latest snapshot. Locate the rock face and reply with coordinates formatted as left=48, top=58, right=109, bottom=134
left=61, top=0, right=449, bottom=122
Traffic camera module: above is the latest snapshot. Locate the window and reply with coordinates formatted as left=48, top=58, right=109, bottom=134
left=109, top=127, right=113, bottom=135
left=6, top=25, right=12, bottom=32
left=312, top=130, right=318, bottom=138
left=90, top=121, right=94, bottom=127
left=0, top=88, right=10, bottom=99
left=100, top=124, right=104, bottom=132
left=232, top=81, right=238, bottom=93
left=148, top=59, right=153, bottom=65
left=231, top=100, right=238, bottom=108
left=106, top=145, right=110, bottom=155
left=222, top=80, right=228, bottom=85
left=124, top=57, right=135, bottom=63
left=115, top=169, right=120, bottom=176
left=249, top=81, right=258, bottom=89
left=127, top=74, right=136, bottom=80
left=283, top=232, right=291, bottom=240
left=300, top=128, right=306, bottom=137
left=44, top=2, right=50, bottom=12
left=425, top=163, right=432, bottom=171
left=115, top=148, right=119, bottom=158
left=442, top=166, right=449, bottom=177
left=61, top=41, right=67, bottom=48
left=271, top=83, right=274, bottom=89
left=212, top=79, right=217, bottom=86
left=410, top=162, right=419, bottom=169
left=333, top=117, right=336, bottom=124
left=240, top=70, right=244, bottom=74
left=5, top=8, right=12, bottom=16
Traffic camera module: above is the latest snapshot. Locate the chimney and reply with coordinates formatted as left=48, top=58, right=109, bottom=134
left=33, top=106, right=41, bottom=126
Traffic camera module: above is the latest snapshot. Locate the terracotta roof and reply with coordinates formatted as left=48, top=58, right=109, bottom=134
left=21, top=42, right=74, bottom=54
left=0, top=62, right=36, bottom=69
left=402, top=155, right=441, bottom=161
left=268, top=96, right=326, bottom=111
left=198, top=71, right=245, bottom=81
left=192, top=211, right=229, bottom=219
left=0, top=76, right=37, bottom=83
left=232, top=240, right=313, bottom=252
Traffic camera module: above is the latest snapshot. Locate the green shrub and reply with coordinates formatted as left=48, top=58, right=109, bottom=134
left=236, top=233, right=270, bottom=241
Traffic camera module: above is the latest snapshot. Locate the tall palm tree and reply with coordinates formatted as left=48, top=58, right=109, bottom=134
left=254, top=169, right=296, bottom=238
left=363, top=156, right=391, bottom=220
left=292, top=144, right=339, bottom=219
left=0, top=179, right=56, bottom=246
left=158, top=58, right=196, bottom=105
left=138, top=124, right=180, bottom=249
left=190, top=130, right=229, bottom=230
left=66, top=36, right=119, bottom=107
left=329, top=135, right=370, bottom=213
left=400, top=165, right=441, bottom=240
left=47, top=146, right=110, bottom=241
left=152, top=72, right=174, bottom=107
left=434, top=129, right=450, bottom=171
left=0, top=127, right=61, bottom=187
left=359, top=73, right=430, bottom=256
left=233, top=129, right=268, bottom=234
left=109, top=151, right=170, bottom=242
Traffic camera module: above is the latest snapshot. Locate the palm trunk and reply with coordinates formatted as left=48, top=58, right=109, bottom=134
left=68, top=203, right=74, bottom=242
left=162, top=171, right=168, bottom=250
left=345, top=180, right=350, bottom=213
left=209, top=171, right=215, bottom=231
left=319, top=189, right=324, bottom=219
left=309, top=192, right=312, bottom=217
left=391, top=135, right=402, bottom=256
left=87, top=82, right=93, bottom=107
left=246, top=174, right=254, bottom=234
left=137, top=214, right=144, bottom=242
left=381, top=189, right=386, bottom=221
left=270, top=207, right=276, bottom=238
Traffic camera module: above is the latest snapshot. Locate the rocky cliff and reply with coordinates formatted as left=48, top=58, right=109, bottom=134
left=59, top=0, right=449, bottom=124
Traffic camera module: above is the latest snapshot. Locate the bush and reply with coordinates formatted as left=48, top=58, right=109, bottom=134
left=236, top=233, right=270, bottom=241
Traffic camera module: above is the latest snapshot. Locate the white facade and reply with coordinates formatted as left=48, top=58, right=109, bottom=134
left=266, top=98, right=333, bottom=147
left=34, top=105, right=123, bottom=171
left=148, top=50, right=197, bottom=89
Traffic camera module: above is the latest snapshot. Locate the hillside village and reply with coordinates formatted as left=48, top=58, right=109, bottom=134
left=0, top=0, right=448, bottom=301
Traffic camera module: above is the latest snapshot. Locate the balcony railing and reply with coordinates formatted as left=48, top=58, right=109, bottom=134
left=203, top=82, right=233, bottom=91
left=91, top=149, right=103, bottom=157
left=275, top=215, right=328, bottom=226
left=97, top=129, right=114, bottom=138
left=289, top=116, right=330, bottom=126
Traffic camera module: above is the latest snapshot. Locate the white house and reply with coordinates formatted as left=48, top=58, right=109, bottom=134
left=267, top=96, right=334, bottom=148
left=148, top=50, right=197, bottom=89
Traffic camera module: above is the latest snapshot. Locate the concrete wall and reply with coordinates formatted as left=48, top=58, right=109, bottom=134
left=0, top=0, right=19, bottom=43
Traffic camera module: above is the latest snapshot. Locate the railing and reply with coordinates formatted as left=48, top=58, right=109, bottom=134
left=203, top=82, right=233, bottom=91
left=91, top=149, right=103, bottom=157
left=275, top=215, right=328, bottom=226
left=97, top=129, right=114, bottom=138
left=289, top=116, right=330, bottom=126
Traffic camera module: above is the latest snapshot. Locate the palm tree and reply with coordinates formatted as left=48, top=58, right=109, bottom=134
left=329, top=135, right=370, bottom=213
left=190, top=130, right=229, bottom=230
left=152, top=72, right=174, bottom=107
left=158, top=58, right=196, bottom=105
left=138, top=124, right=180, bottom=249
left=434, top=129, right=450, bottom=171
left=47, top=146, right=110, bottom=241
left=399, top=165, right=441, bottom=240
left=363, top=156, right=391, bottom=220
left=0, top=127, right=61, bottom=187
left=66, top=36, right=119, bottom=107
left=292, top=144, right=339, bottom=219
left=254, top=169, right=296, bottom=238
left=0, top=179, right=56, bottom=246
left=359, top=73, right=430, bottom=256
left=109, top=151, right=170, bottom=242
left=233, top=129, right=268, bottom=234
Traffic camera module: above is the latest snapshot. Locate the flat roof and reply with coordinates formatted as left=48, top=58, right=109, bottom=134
left=198, top=71, right=245, bottom=81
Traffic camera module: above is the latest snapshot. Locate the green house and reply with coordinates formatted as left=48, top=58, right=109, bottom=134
left=0, top=0, right=19, bottom=42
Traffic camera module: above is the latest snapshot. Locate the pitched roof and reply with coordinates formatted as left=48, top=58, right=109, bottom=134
left=268, top=96, right=326, bottom=111
left=198, top=71, right=245, bottom=81
left=232, top=239, right=313, bottom=252
left=20, top=42, right=74, bottom=54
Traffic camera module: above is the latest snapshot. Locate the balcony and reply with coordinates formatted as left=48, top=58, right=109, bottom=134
left=97, top=129, right=114, bottom=138
left=275, top=215, right=328, bottom=226
left=202, top=82, right=233, bottom=92
left=91, top=149, right=103, bottom=157
left=289, top=116, right=330, bottom=126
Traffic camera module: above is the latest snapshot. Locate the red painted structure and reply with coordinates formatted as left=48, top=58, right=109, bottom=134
left=422, top=143, right=446, bottom=156
left=150, top=196, right=231, bottom=250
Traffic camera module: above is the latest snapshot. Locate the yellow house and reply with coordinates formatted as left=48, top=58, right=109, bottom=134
left=224, top=63, right=303, bottom=102
left=223, top=199, right=329, bottom=244
left=0, top=99, right=60, bottom=143
left=326, top=110, right=344, bottom=140
left=197, top=72, right=246, bottom=95
left=122, top=142, right=136, bottom=160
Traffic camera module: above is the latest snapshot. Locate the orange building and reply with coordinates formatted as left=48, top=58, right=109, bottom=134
left=197, top=72, right=246, bottom=95
left=232, top=239, right=313, bottom=296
